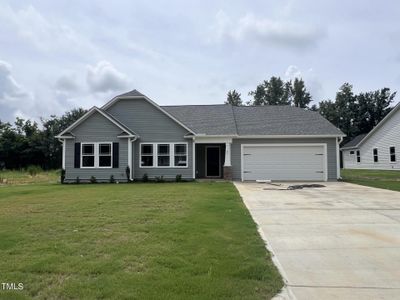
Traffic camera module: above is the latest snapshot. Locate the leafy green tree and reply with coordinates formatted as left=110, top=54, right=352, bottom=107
left=249, top=76, right=291, bottom=105
left=291, top=78, right=312, bottom=108
left=225, top=90, right=243, bottom=106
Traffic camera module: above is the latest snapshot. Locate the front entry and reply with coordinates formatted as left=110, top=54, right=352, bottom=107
left=206, top=146, right=220, bottom=177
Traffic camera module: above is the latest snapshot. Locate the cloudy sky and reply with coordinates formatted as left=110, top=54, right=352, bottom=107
left=0, top=0, right=399, bottom=122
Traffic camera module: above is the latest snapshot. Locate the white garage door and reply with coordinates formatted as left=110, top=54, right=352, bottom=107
left=242, top=144, right=327, bottom=181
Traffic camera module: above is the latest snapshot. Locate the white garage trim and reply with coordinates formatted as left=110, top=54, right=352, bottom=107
left=240, top=143, right=328, bottom=182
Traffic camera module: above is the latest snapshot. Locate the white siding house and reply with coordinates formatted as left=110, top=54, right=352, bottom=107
left=341, top=103, right=400, bottom=170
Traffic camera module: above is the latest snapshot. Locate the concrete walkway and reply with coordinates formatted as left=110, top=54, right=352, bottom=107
left=234, top=182, right=400, bottom=300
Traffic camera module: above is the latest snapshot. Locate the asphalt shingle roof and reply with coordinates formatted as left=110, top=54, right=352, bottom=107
left=162, top=104, right=237, bottom=135
left=163, top=104, right=343, bottom=136
left=342, top=133, right=368, bottom=148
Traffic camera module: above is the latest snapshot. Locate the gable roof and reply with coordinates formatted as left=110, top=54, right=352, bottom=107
left=56, top=107, right=138, bottom=138
left=162, top=104, right=237, bottom=135
left=102, top=90, right=196, bottom=135
left=341, top=133, right=368, bottom=149
left=164, top=104, right=344, bottom=137
left=341, top=102, right=400, bottom=150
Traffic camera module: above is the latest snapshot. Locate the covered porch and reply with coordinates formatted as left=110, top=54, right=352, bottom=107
left=193, top=137, right=232, bottom=180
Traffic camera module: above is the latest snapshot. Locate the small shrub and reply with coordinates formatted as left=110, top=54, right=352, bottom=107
left=61, top=169, right=66, bottom=184
left=76, top=176, right=80, bottom=184
left=155, top=175, right=165, bottom=183
left=142, top=173, right=149, bottom=182
left=27, top=165, right=42, bottom=177
left=175, top=174, right=182, bottom=182
left=125, top=166, right=131, bottom=182
left=90, top=176, right=97, bottom=184
left=110, top=175, right=115, bottom=183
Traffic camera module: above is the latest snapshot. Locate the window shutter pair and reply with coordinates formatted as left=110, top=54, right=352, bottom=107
left=74, top=142, right=119, bottom=168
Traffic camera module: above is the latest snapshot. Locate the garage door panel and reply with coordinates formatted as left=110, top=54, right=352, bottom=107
left=243, top=145, right=326, bottom=181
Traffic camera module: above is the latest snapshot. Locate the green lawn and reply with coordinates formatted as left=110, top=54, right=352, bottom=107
left=0, top=169, right=59, bottom=185
left=341, top=169, right=400, bottom=191
left=0, top=182, right=283, bottom=299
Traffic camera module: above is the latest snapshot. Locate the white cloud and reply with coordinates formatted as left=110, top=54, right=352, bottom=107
left=0, top=4, right=96, bottom=55
left=86, top=61, right=129, bottom=93
left=213, top=11, right=324, bottom=49
left=284, top=65, right=323, bottom=101
left=55, top=73, right=80, bottom=93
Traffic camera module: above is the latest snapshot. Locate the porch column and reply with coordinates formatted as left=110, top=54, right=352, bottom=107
left=223, top=142, right=232, bottom=180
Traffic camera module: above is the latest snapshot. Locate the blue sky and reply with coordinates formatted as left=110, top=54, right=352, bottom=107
left=0, top=0, right=399, bottom=122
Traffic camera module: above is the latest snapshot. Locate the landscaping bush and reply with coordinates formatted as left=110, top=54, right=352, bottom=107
left=61, top=169, right=66, bottom=184
left=155, top=176, right=165, bottom=183
left=125, top=166, right=131, bottom=182
left=90, top=176, right=97, bottom=184
left=27, top=165, right=42, bottom=177
left=110, top=175, right=115, bottom=183
left=142, top=173, right=149, bottom=182
left=175, top=174, right=182, bottom=182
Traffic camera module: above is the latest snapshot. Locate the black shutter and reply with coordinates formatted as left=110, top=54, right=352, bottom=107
left=113, top=142, right=119, bottom=168
left=74, top=143, right=81, bottom=168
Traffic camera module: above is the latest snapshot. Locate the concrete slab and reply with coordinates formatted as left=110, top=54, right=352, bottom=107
left=234, top=181, right=400, bottom=300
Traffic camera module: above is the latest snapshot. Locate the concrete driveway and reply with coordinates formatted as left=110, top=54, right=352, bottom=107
left=234, top=182, right=400, bottom=300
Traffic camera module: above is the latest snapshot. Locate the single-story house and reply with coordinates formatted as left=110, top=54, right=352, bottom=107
left=341, top=102, right=400, bottom=170
left=56, top=90, right=345, bottom=182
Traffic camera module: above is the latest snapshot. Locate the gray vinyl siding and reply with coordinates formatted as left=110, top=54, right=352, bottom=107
left=342, top=109, right=400, bottom=170
left=231, top=138, right=338, bottom=181
left=106, top=98, right=193, bottom=179
left=64, top=112, right=128, bottom=182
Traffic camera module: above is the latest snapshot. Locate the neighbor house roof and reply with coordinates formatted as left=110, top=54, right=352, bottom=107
left=341, top=133, right=368, bottom=149
left=164, top=104, right=344, bottom=137
left=341, top=102, right=400, bottom=150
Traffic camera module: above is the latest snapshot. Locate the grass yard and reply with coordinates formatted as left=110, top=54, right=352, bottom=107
left=0, top=182, right=283, bottom=299
left=0, top=170, right=59, bottom=185
left=341, top=169, right=400, bottom=191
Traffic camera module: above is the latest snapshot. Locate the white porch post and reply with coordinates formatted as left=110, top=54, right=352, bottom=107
left=192, top=140, right=196, bottom=179
left=128, top=138, right=133, bottom=181
left=224, top=142, right=232, bottom=167
left=62, top=139, right=66, bottom=169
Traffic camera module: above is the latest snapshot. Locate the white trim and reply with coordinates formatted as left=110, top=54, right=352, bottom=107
left=336, top=137, right=343, bottom=179
left=192, top=141, right=196, bottom=179
left=240, top=143, right=328, bottom=182
left=205, top=146, right=221, bottom=178
left=56, top=107, right=137, bottom=138
left=193, top=136, right=233, bottom=144
left=139, top=142, right=188, bottom=168
left=81, top=142, right=113, bottom=169
left=224, top=142, right=232, bottom=167
left=102, top=95, right=196, bottom=135
left=62, top=139, right=66, bottom=170
left=128, top=139, right=132, bottom=180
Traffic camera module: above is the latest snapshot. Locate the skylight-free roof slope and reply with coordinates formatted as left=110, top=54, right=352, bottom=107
left=162, top=104, right=237, bottom=135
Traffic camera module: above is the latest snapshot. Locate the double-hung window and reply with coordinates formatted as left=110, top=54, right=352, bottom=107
left=82, top=143, right=95, bottom=167
left=81, top=142, right=112, bottom=168
left=356, top=150, right=361, bottom=163
left=141, top=144, right=154, bottom=167
left=157, top=144, right=170, bottom=166
left=99, top=143, right=112, bottom=167
left=390, top=147, right=396, bottom=162
left=140, top=143, right=188, bottom=168
left=174, top=144, right=187, bottom=167
left=373, top=148, right=378, bottom=163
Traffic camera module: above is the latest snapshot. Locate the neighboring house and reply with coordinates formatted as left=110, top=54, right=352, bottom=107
left=341, top=103, right=400, bottom=170
left=56, top=90, right=344, bottom=182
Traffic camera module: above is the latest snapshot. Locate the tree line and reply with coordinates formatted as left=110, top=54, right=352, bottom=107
left=225, top=77, right=396, bottom=143
left=0, top=108, right=86, bottom=170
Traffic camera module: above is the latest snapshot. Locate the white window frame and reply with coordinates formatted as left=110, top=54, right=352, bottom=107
left=139, top=142, right=188, bottom=168
left=356, top=150, right=361, bottom=163
left=373, top=148, right=379, bottom=163
left=390, top=146, right=396, bottom=163
left=81, top=142, right=113, bottom=169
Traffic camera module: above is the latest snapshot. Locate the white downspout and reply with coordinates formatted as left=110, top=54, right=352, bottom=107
left=337, top=137, right=343, bottom=179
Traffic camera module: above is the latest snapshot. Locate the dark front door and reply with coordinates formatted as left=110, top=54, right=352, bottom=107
left=206, top=146, right=220, bottom=177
